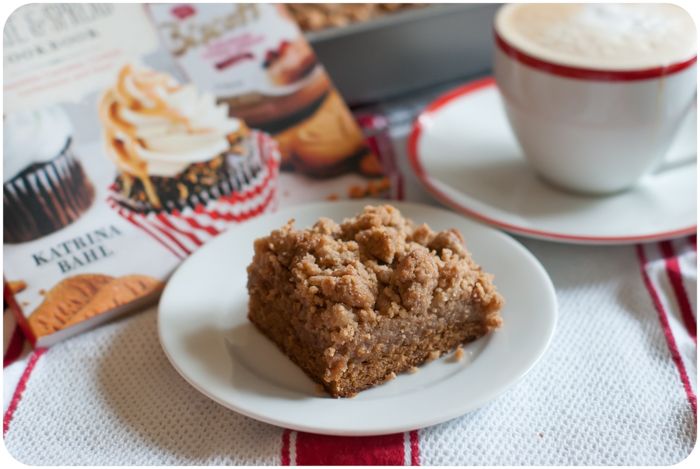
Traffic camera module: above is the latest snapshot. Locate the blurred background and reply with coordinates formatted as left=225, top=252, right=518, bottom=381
left=293, top=3, right=499, bottom=106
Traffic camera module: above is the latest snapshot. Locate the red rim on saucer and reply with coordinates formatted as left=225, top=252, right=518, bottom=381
left=407, top=77, right=697, bottom=243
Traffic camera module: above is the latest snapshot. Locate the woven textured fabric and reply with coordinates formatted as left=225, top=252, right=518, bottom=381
left=419, top=239, right=697, bottom=466
left=3, top=126, right=697, bottom=465
left=4, top=310, right=283, bottom=465
left=3, top=237, right=696, bottom=465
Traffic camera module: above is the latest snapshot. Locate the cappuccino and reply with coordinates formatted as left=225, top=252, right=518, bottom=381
left=496, top=3, right=696, bottom=70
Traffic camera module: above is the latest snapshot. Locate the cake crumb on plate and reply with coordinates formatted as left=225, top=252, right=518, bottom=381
left=450, top=346, right=465, bottom=363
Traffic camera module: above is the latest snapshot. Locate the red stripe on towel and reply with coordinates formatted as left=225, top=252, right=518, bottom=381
left=294, top=432, right=406, bottom=465
left=3, top=348, right=47, bottom=436
left=636, top=245, right=697, bottom=418
left=281, top=429, right=291, bottom=465
left=659, top=241, right=696, bottom=342
left=3, top=324, right=25, bottom=368
left=355, top=113, right=405, bottom=201
left=410, top=430, right=420, bottom=465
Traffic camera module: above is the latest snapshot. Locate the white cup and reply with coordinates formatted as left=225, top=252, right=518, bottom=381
left=493, top=6, right=697, bottom=195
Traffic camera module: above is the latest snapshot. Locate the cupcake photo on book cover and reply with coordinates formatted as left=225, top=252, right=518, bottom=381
left=100, top=64, right=280, bottom=258
left=3, top=106, right=96, bottom=244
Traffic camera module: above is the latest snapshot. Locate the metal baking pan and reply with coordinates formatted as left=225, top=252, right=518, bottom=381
left=306, top=3, right=500, bottom=105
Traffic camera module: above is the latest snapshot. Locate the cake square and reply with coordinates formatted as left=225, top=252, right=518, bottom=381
left=247, top=205, right=504, bottom=397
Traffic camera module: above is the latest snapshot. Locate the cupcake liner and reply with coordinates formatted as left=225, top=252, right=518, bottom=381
left=109, top=132, right=269, bottom=214
left=107, top=131, right=280, bottom=259
left=3, top=139, right=95, bottom=244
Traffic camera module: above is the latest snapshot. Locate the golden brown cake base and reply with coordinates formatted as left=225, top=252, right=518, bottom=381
left=247, top=205, right=503, bottom=397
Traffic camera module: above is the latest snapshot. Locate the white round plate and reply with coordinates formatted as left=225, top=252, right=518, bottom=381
left=158, top=200, right=557, bottom=436
left=408, top=77, right=697, bottom=244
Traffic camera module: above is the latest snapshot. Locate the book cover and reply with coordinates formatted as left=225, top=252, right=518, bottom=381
left=3, top=3, right=391, bottom=347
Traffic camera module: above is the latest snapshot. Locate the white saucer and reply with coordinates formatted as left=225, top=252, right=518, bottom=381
left=408, top=77, right=697, bottom=244
left=158, top=200, right=557, bottom=436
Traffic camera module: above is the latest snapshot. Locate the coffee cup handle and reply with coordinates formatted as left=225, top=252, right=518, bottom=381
left=654, top=90, right=697, bottom=174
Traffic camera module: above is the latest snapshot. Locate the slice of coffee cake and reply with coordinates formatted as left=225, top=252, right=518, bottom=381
left=247, top=205, right=503, bottom=397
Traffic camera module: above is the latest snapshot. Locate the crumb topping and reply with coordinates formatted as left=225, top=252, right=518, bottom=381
left=250, top=205, right=502, bottom=334
left=247, top=204, right=504, bottom=394
left=453, top=346, right=465, bottom=362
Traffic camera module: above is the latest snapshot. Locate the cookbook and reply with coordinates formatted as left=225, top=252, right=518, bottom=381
left=3, top=3, right=391, bottom=346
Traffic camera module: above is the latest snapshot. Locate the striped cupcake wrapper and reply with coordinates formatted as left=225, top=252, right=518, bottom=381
left=3, top=139, right=95, bottom=244
left=109, top=131, right=269, bottom=214
left=107, top=131, right=281, bottom=259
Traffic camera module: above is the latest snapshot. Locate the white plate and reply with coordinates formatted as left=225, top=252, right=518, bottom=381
left=408, top=77, right=697, bottom=244
left=158, top=200, right=557, bottom=435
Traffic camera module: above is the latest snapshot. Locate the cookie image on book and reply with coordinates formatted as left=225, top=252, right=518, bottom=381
left=27, top=273, right=164, bottom=338
left=274, top=90, right=378, bottom=177
left=291, top=90, right=367, bottom=175
left=100, top=64, right=280, bottom=258
left=3, top=106, right=95, bottom=244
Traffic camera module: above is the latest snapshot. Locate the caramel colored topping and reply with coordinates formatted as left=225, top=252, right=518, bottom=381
left=99, top=85, right=162, bottom=208
left=99, top=65, right=243, bottom=208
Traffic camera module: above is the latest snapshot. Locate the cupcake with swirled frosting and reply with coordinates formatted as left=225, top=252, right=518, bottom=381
left=99, top=64, right=265, bottom=213
left=3, top=106, right=95, bottom=243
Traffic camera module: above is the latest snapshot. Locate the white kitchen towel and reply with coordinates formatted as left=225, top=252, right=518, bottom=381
left=3, top=236, right=696, bottom=465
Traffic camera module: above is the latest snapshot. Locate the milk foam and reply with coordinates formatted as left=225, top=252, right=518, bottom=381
left=496, top=4, right=696, bottom=70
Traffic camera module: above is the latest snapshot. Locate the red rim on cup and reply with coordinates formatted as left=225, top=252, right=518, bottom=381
left=494, top=29, right=697, bottom=82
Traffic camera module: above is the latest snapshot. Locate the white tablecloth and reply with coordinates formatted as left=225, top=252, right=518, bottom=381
left=3, top=132, right=697, bottom=465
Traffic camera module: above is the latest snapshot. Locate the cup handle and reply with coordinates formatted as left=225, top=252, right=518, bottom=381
left=654, top=91, right=697, bottom=174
